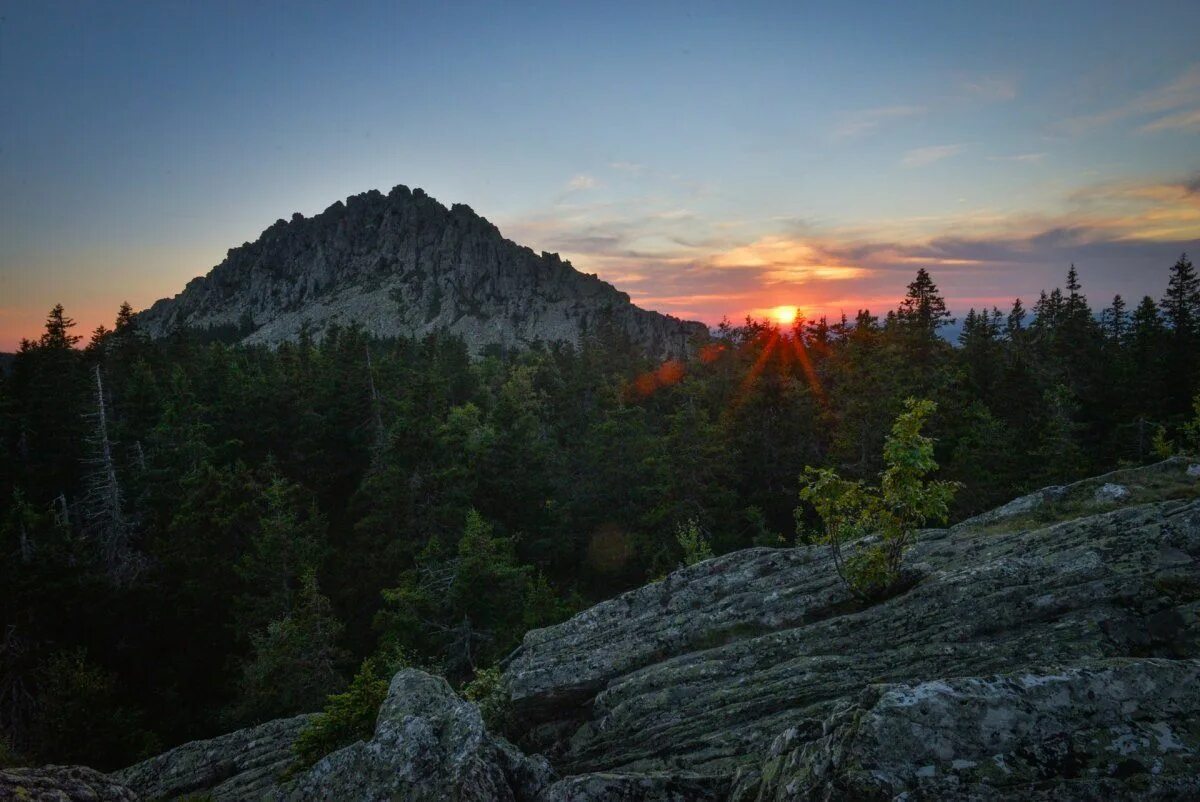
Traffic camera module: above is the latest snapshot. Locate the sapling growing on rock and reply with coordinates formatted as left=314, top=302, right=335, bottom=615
left=799, top=398, right=959, bottom=599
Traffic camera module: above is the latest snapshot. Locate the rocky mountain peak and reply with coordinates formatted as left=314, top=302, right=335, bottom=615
left=136, top=185, right=707, bottom=357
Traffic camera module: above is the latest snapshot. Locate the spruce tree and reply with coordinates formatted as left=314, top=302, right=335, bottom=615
left=1160, top=253, right=1200, bottom=414
left=898, top=268, right=953, bottom=338
left=1103, top=295, right=1127, bottom=343
left=1161, top=253, right=1199, bottom=337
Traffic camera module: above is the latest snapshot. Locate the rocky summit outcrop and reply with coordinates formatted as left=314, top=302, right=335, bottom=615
left=502, top=457, right=1200, bottom=799
left=88, top=458, right=1199, bottom=800
left=110, top=714, right=309, bottom=801
left=0, top=765, right=138, bottom=801
left=136, top=186, right=706, bottom=357
left=279, top=669, right=554, bottom=801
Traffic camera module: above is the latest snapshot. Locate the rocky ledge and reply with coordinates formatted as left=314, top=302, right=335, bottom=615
left=42, top=457, right=1199, bottom=800
left=500, top=456, right=1200, bottom=798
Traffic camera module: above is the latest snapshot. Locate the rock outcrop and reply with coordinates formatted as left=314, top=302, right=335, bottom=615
left=0, top=765, right=138, bottom=801
left=82, top=458, right=1199, bottom=800
left=742, top=659, right=1200, bottom=800
left=502, top=457, right=1200, bottom=798
left=136, top=186, right=707, bottom=357
left=111, top=714, right=309, bottom=801
left=279, top=669, right=554, bottom=801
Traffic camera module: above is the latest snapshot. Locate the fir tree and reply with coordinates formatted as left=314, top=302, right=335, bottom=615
left=897, top=268, right=953, bottom=338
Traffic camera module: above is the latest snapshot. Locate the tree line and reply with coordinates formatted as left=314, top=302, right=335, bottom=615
left=1, top=255, right=1198, bottom=768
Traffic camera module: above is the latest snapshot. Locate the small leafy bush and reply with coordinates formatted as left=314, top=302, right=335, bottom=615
left=799, top=398, right=959, bottom=599
left=461, top=665, right=510, bottom=733
left=675, top=517, right=714, bottom=566
left=290, top=645, right=410, bottom=773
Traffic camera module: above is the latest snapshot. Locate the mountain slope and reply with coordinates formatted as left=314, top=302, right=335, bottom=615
left=138, top=185, right=707, bottom=356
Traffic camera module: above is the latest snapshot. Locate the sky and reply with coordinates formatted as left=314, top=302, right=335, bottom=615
left=2, top=1, right=1199, bottom=349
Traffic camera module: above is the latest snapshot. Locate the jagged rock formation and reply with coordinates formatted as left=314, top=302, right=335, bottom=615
left=279, top=669, right=554, bottom=801
left=136, top=186, right=707, bottom=357
left=95, top=458, right=1199, bottom=800
left=502, top=457, right=1200, bottom=798
left=0, top=765, right=138, bottom=801
left=110, top=714, right=309, bottom=801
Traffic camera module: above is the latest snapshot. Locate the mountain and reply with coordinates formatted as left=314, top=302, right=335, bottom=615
left=34, top=457, right=1194, bottom=801
left=137, top=186, right=707, bottom=357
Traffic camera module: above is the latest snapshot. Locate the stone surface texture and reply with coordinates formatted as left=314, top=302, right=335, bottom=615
left=279, top=668, right=553, bottom=802
left=0, top=765, right=139, bottom=801
left=503, top=457, right=1200, bottom=799
left=110, top=714, right=309, bottom=801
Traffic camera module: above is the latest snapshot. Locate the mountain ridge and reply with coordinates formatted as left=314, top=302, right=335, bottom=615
left=137, top=185, right=708, bottom=357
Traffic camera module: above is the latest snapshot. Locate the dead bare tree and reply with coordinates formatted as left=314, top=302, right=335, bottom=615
left=81, top=365, right=139, bottom=583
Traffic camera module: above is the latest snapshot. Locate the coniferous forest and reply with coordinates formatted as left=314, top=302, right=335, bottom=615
left=2, top=258, right=1199, bottom=770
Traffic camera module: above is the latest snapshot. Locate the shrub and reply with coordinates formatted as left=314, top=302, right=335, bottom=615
left=799, top=398, right=959, bottom=599
left=675, top=517, right=713, bottom=566
left=290, top=645, right=411, bottom=773
left=461, top=665, right=510, bottom=734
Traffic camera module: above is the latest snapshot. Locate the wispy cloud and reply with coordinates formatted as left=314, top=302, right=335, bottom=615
left=1060, top=63, right=1200, bottom=135
left=958, top=75, right=1018, bottom=102
left=566, top=174, right=598, bottom=191
left=901, top=144, right=966, bottom=168
left=1139, top=108, right=1200, bottom=133
left=988, top=152, right=1046, bottom=164
left=832, top=105, right=925, bottom=140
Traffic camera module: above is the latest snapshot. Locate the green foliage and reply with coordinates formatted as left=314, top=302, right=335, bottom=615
left=799, top=399, right=959, bottom=599
left=291, top=645, right=411, bottom=772
left=1182, top=393, right=1200, bottom=456
left=229, top=572, right=349, bottom=726
left=377, top=509, right=563, bottom=679
left=675, top=517, right=714, bottom=566
left=27, top=649, right=159, bottom=771
left=1152, top=425, right=1177, bottom=459
left=461, top=665, right=510, bottom=733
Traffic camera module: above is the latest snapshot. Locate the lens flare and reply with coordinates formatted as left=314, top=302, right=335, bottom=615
left=771, top=305, right=799, bottom=325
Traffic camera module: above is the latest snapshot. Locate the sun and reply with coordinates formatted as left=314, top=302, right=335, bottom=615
left=771, top=305, right=799, bottom=325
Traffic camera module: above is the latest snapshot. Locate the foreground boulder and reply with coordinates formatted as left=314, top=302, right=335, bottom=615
left=739, top=658, right=1200, bottom=800
left=0, top=765, right=138, bottom=801
left=279, top=669, right=554, bottom=801
left=503, top=458, right=1200, bottom=797
left=111, top=714, right=309, bottom=801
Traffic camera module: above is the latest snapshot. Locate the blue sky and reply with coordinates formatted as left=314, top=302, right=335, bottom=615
left=2, top=1, right=1199, bottom=346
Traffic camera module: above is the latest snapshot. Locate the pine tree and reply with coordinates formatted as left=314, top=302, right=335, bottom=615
left=234, top=476, right=327, bottom=639
left=1160, top=253, right=1200, bottom=414
left=897, top=268, right=953, bottom=338
left=39, top=305, right=81, bottom=350
left=231, top=571, right=348, bottom=725
left=1161, top=253, right=1199, bottom=337
left=1102, top=295, right=1127, bottom=343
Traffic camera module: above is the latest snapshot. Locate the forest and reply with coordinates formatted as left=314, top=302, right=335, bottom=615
left=2, top=257, right=1199, bottom=771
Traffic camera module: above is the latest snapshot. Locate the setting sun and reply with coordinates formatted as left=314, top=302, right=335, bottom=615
left=771, top=305, right=799, bottom=325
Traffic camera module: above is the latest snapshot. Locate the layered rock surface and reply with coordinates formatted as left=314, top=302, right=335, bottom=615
left=137, top=186, right=706, bottom=357
left=502, top=457, right=1200, bottom=798
left=110, top=714, right=309, bottom=801
left=0, top=765, right=138, bottom=801
left=279, top=669, right=553, bottom=801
